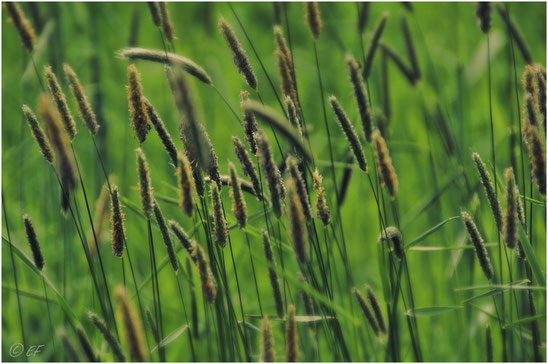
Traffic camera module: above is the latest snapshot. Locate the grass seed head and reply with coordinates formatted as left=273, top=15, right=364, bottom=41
left=218, top=16, right=257, bottom=90
left=476, top=2, right=491, bottom=33
left=177, top=151, right=195, bottom=217
left=378, top=226, right=404, bottom=259
left=23, top=214, right=44, bottom=271
left=147, top=2, right=162, bottom=27
left=45, top=66, right=77, bottom=140
left=304, top=2, right=322, bottom=39
left=136, top=148, right=154, bottom=219
left=366, top=285, right=386, bottom=333
left=233, top=136, right=262, bottom=200
left=240, top=90, right=259, bottom=154
left=110, top=185, right=126, bottom=257
left=262, top=230, right=284, bottom=318
left=313, top=169, right=331, bottom=226
left=461, top=211, right=494, bottom=281
left=345, top=53, right=373, bottom=141
left=285, top=304, right=298, bottom=362
left=115, top=286, right=148, bottom=362
left=75, top=325, right=97, bottom=362
left=127, top=64, right=150, bottom=144
left=472, top=152, right=502, bottom=230
left=257, top=129, right=284, bottom=218
left=353, top=287, right=380, bottom=336
left=154, top=200, right=179, bottom=272
left=210, top=180, right=228, bottom=247
left=192, top=241, right=217, bottom=303
left=285, top=95, right=303, bottom=137
left=503, top=167, right=519, bottom=249
left=22, top=104, right=54, bottom=164
left=260, top=316, right=276, bottom=362
left=373, top=129, right=398, bottom=198
left=145, top=98, right=178, bottom=166
left=88, top=311, right=126, bottom=362
left=286, top=177, right=307, bottom=264
left=522, top=64, right=538, bottom=97
left=286, top=155, right=312, bottom=220
left=5, top=2, right=35, bottom=51
left=229, top=160, right=247, bottom=228
left=63, top=63, right=99, bottom=135
left=158, top=2, right=175, bottom=41
left=524, top=125, right=546, bottom=195
left=169, top=219, right=195, bottom=261
left=523, top=92, right=541, bottom=130
left=276, top=50, right=298, bottom=109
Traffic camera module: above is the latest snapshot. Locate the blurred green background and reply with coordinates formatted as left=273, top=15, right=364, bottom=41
left=2, top=2, right=546, bottom=362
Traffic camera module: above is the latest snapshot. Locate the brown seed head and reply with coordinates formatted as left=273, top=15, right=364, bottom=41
left=232, top=136, right=262, bottom=200
left=177, top=151, right=194, bottom=217
left=260, top=316, right=276, bottom=362
left=373, top=129, right=398, bottom=197
left=313, top=169, right=330, bottom=226
left=192, top=241, right=217, bottom=303
left=229, top=160, right=247, bottom=228
left=158, top=2, right=175, bottom=41
left=472, top=152, right=502, bottom=230
left=286, top=155, right=312, bottom=220
left=145, top=98, right=178, bottom=166
left=5, top=2, right=35, bottom=51
left=23, top=214, right=44, bottom=271
left=63, top=63, right=99, bottom=135
left=136, top=148, right=154, bottom=219
left=461, top=211, right=494, bottom=280
left=110, top=185, right=126, bottom=257
left=304, top=2, right=322, bottom=39
left=257, top=130, right=284, bottom=218
left=286, top=177, right=307, bottom=264
left=476, top=2, right=491, bottom=34
left=503, top=168, right=519, bottom=249
left=240, top=90, right=259, bottom=154
left=210, top=181, right=228, bottom=247
left=115, top=286, right=148, bottom=362
left=22, top=104, right=54, bottom=163
left=285, top=304, right=298, bottom=362
left=45, top=66, right=77, bottom=140
left=127, top=64, right=150, bottom=144
left=345, top=53, right=373, bottom=141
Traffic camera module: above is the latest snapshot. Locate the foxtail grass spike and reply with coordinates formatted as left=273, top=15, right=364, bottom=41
left=192, top=241, right=217, bottom=303
left=158, top=2, right=175, bottom=41
left=274, top=25, right=295, bottom=87
left=147, top=2, right=161, bottom=27
left=45, top=66, right=77, bottom=140
left=523, top=93, right=541, bottom=129
left=88, top=311, right=126, bottom=362
left=401, top=17, right=420, bottom=79
left=366, top=285, right=386, bottom=333
left=5, top=2, right=35, bottom=51
left=313, top=169, right=331, bottom=226
left=210, top=181, right=228, bottom=247
left=115, top=286, right=148, bottom=362
left=285, top=304, right=298, bottom=362
left=297, top=271, right=314, bottom=316
left=63, top=63, right=99, bottom=135
left=523, top=65, right=538, bottom=97
left=127, top=64, right=150, bottom=144
left=476, top=2, right=491, bottom=33
left=329, top=95, right=368, bottom=171
left=262, top=230, right=284, bottom=318
left=524, top=125, right=546, bottom=195
left=461, top=211, right=494, bottom=280
left=373, top=129, right=398, bottom=198
left=495, top=5, right=532, bottom=64
left=118, top=48, right=213, bottom=85
left=363, top=13, right=388, bottom=79
left=154, top=200, right=178, bottom=272
left=304, top=2, right=322, bottom=39
left=379, top=226, right=404, bottom=259
left=145, top=98, right=178, bottom=166
left=240, top=90, right=259, bottom=154
left=233, top=136, right=262, bottom=200
left=23, top=214, right=44, bottom=271
left=503, top=167, right=519, bottom=249
left=260, top=316, right=276, bottom=362
left=276, top=50, right=298, bottom=110
left=229, top=160, right=247, bottom=228
left=285, top=96, right=303, bottom=137
left=286, top=155, right=312, bottom=220
left=286, top=177, right=307, bottom=264
left=136, top=148, right=154, bottom=219
left=110, top=185, right=126, bottom=257
left=353, top=288, right=380, bottom=336
left=75, top=326, right=97, bottom=362
left=169, top=220, right=195, bottom=261
left=472, top=152, right=502, bottom=230
left=257, top=129, right=284, bottom=217
left=534, top=64, right=546, bottom=125
left=177, top=151, right=194, bottom=217
left=346, top=53, right=373, bottom=141
left=486, top=325, right=493, bottom=362
left=218, top=16, right=257, bottom=90
left=358, top=3, right=370, bottom=33
left=22, top=104, right=54, bottom=164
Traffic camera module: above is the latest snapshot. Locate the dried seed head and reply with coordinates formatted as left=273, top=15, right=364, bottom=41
left=154, top=201, right=178, bottom=273
left=88, top=311, right=126, bottom=362
left=365, top=285, right=386, bottom=334
left=373, top=129, right=398, bottom=198
left=256, top=130, right=284, bottom=218
left=75, top=325, right=97, bottom=362
left=240, top=90, right=259, bottom=154
left=5, top=2, right=35, bottom=51
left=177, top=151, right=194, bottom=217
left=229, top=160, right=247, bottom=228
left=45, top=66, right=77, bottom=140
left=115, top=286, right=148, bottom=362
left=503, top=168, right=519, bottom=249
left=276, top=50, right=298, bottom=110
left=304, top=2, right=322, bottom=39
left=110, top=185, right=126, bottom=257
left=158, top=2, right=175, bottom=41
left=23, top=214, right=44, bottom=271
left=329, top=96, right=368, bottom=171
left=136, top=148, right=154, bottom=219
left=169, top=220, right=195, bottom=261
left=260, top=316, right=276, bottom=362
left=263, top=230, right=284, bottom=318
left=285, top=96, right=302, bottom=137
left=522, top=65, right=538, bottom=97
left=286, top=177, right=307, bottom=264
left=313, top=169, right=330, bottom=226
left=534, top=64, right=546, bottom=124
left=378, top=226, right=404, bottom=259
left=22, top=104, right=54, bottom=163
left=286, top=155, right=312, bottom=220
left=127, top=64, right=150, bottom=144
left=296, top=271, right=314, bottom=316
left=145, top=98, right=178, bottom=166
left=210, top=181, right=228, bottom=247
left=523, top=93, right=541, bottom=129
left=218, top=16, right=257, bottom=90
left=232, top=136, right=262, bottom=200
left=273, top=25, right=294, bottom=77
left=472, top=152, right=502, bottom=230
left=63, top=63, right=99, bottom=135
left=192, top=241, right=217, bottom=303
left=353, top=287, right=379, bottom=336
left=285, top=304, right=298, bottom=362
left=147, top=2, right=161, bottom=27
left=345, top=53, right=373, bottom=141
left=461, top=211, right=494, bottom=281
left=524, top=126, right=546, bottom=195
left=476, top=2, right=491, bottom=34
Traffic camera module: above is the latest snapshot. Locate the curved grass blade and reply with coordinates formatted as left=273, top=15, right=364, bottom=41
left=151, top=324, right=189, bottom=352
left=405, top=216, right=460, bottom=249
